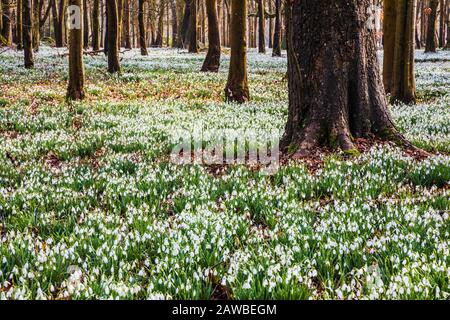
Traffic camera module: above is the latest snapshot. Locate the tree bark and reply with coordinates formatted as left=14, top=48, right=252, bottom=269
left=188, top=0, right=198, bottom=52
left=32, top=0, right=40, bottom=50
left=272, top=0, right=281, bottom=57
left=446, top=0, right=450, bottom=48
left=106, top=0, right=120, bottom=72
left=155, top=0, right=165, bottom=47
left=23, top=0, right=34, bottom=67
left=201, top=0, right=221, bottom=72
left=1, top=0, right=12, bottom=45
left=92, top=0, right=100, bottom=50
left=224, top=0, right=249, bottom=103
left=179, top=0, right=191, bottom=47
left=83, top=0, right=90, bottom=48
left=257, top=0, right=265, bottom=53
left=425, top=0, right=439, bottom=52
left=17, top=0, right=23, bottom=49
left=138, top=0, right=147, bottom=54
left=52, top=0, right=67, bottom=47
left=67, top=0, right=85, bottom=100
left=170, top=0, right=177, bottom=47
left=383, top=0, right=416, bottom=104
left=282, top=0, right=404, bottom=156
left=123, top=0, right=131, bottom=48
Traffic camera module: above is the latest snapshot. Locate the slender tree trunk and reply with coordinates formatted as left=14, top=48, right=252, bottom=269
left=170, top=0, right=177, bottom=47
left=201, top=0, right=221, bottom=72
left=257, top=0, right=265, bottom=53
left=282, top=0, right=405, bottom=156
left=67, top=0, right=85, bottom=100
left=383, top=0, right=416, bottom=104
left=188, top=0, right=198, bottom=52
left=123, top=0, right=131, bottom=48
left=446, top=0, right=450, bottom=48
left=83, top=0, right=90, bottom=48
left=53, top=0, right=67, bottom=47
left=439, top=0, right=445, bottom=47
left=106, top=0, right=120, bottom=72
left=272, top=0, right=281, bottom=56
left=23, top=0, right=34, bottom=67
left=17, top=0, right=23, bottom=49
left=425, top=0, right=439, bottom=52
left=155, top=0, right=165, bottom=47
left=224, top=0, right=249, bottom=103
left=138, top=0, right=147, bottom=54
left=179, top=0, right=191, bottom=47
left=92, top=0, right=100, bottom=49
left=32, top=0, right=40, bottom=50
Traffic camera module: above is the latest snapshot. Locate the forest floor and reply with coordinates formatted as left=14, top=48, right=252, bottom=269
left=0, top=47, right=449, bottom=299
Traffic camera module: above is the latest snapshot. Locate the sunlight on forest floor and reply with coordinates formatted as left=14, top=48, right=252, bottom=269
left=0, top=48, right=449, bottom=299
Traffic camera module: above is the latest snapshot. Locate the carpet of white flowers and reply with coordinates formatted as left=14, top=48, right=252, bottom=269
left=0, top=47, right=449, bottom=300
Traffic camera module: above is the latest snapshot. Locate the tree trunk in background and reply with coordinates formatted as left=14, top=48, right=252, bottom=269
left=170, top=0, right=177, bottom=47
left=439, top=0, right=445, bottom=47
left=67, top=0, right=85, bottom=100
left=83, top=0, right=89, bottom=48
left=138, top=0, right=147, bottom=54
left=106, top=0, right=120, bottom=72
left=17, top=0, right=23, bottom=49
left=1, top=0, right=12, bottom=45
left=155, top=0, right=165, bottom=47
left=445, top=0, right=450, bottom=49
left=282, top=0, right=403, bottom=156
left=123, top=0, right=131, bottom=48
left=425, top=0, right=439, bottom=52
left=272, top=0, right=281, bottom=56
left=23, top=0, right=34, bottom=67
left=188, top=0, right=198, bottom=52
left=32, top=0, right=40, bottom=50
left=257, top=0, right=265, bottom=53
left=224, top=0, right=249, bottom=103
left=383, top=0, right=416, bottom=104
left=92, top=0, right=100, bottom=49
left=53, top=0, right=67, bottom=47
left=201, top=0, right=221, bottom=72
left=180, top=0, right=190, bottom=47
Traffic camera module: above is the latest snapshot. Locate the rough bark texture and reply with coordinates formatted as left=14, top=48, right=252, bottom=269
left=92, top=0, right=100, bottom=50
left=224, top=0, right=249, bottom=103
left=170, top=0, right=178, bottom=47
left=425, top=0, right=439, bottom=52
left=138, top=0, right=148, bottom=55
left=188, top=0, right=198, bottom=52
left=1, top=0, right=12, bottom=45
left=67, top=0, right=85, bottom=100
left=32, top=0, right=40, bottom=50
left=282, top=0, right=402, bottom=156
left=383, top=0, right=417, bottom=104
left=201, top=0, right=221, bottom=72
left=23, top=0, right=34, bottom=68
left=257, top=0, right=265, bottom=53
left=272, top=0, right=281, bottom=57
left=106, top=0, right=120, bottom=72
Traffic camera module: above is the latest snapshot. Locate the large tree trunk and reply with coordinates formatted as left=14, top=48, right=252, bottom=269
left=188, top=0, right=198, bottom=52
left=1, top=0, right=12, bottom=45
left=383, top=0, right=416, bottom=104
left=92, top=0, right=100, bottom=50
left=201, top=0, right=221, bottom=72
left=257, top=0, right=265, bottom=53
left=23, top=0, right=34, bottom=68
left=67, top=0, right=85, bottom=100
left=138, top=0, right=147, bottom=55
left=106, top=0, right=120, bottom=72
left=32, top=0, right=40, bottom=50
left=17, top=0, right=23, bottom=49
left=425, top=0, right=439, bottom=52
left=224, top=0, right=249, bottom=103
left=282, top=0, right=404, bottom=156
left=272, top=0, right=281, bottom=57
